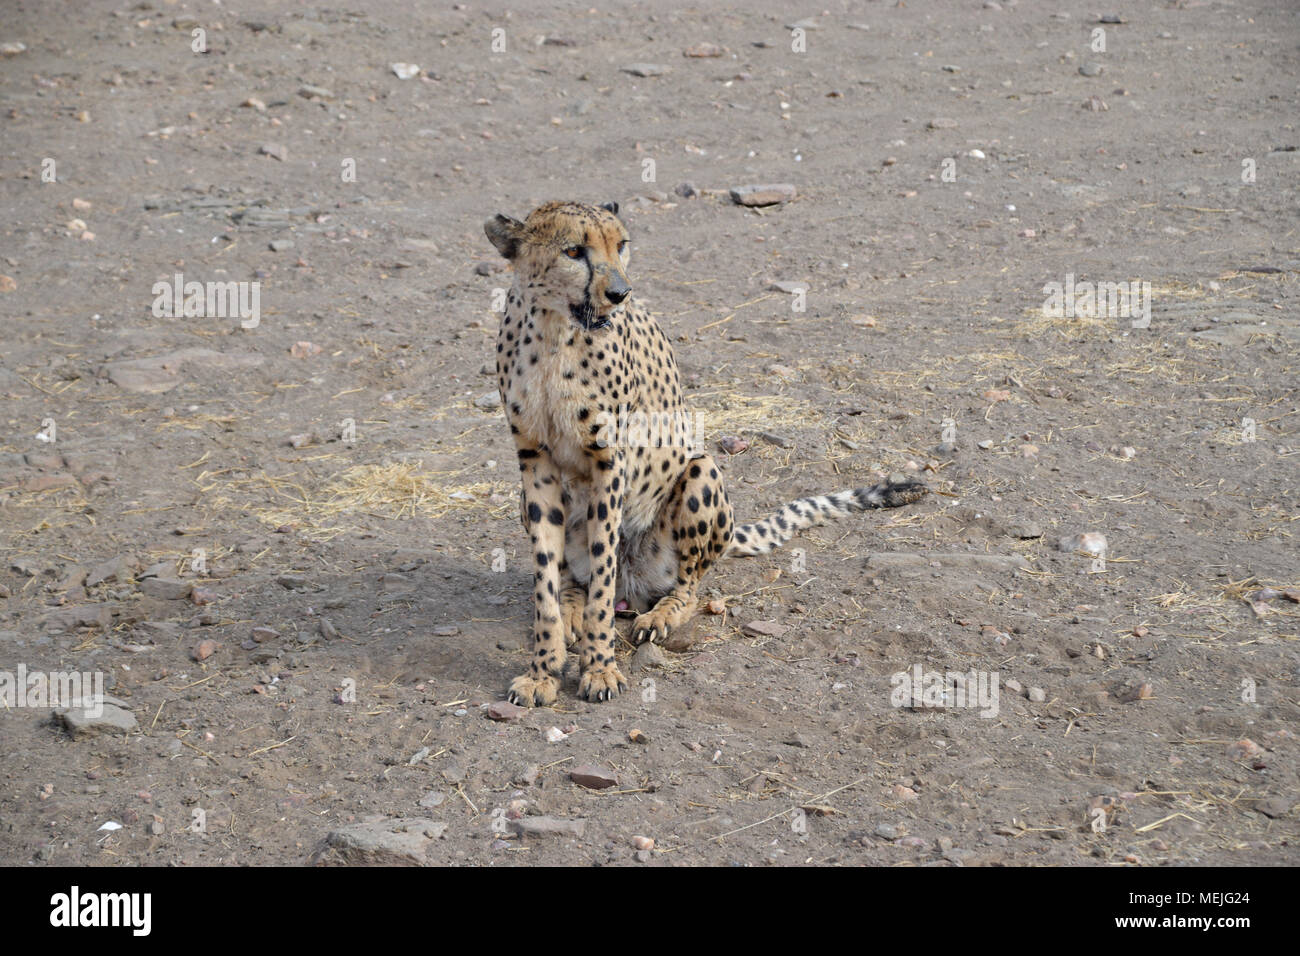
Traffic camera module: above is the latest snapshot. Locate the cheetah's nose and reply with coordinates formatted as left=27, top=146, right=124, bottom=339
left=605, top=276, right=631, bottom=305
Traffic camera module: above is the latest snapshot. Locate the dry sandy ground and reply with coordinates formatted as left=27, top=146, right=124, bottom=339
left=0, top=0, right=1297, bottom=866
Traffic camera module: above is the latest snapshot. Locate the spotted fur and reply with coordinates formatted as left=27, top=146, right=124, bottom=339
left=485, top=200, right=927, bottom=706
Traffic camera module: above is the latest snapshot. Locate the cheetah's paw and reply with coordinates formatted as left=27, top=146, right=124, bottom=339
left=577, top=663, right=627, bottom=702
left=506, top=673, right=560, bottom=708
left=631, top=608, right=673, bottom=646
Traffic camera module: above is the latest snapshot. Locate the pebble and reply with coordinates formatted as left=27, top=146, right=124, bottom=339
left=514, top=817, right=586, bottom=838
left=683, top=43, right=723, bottom=58
left=1256, top=797, right=1291, bottom=818
left=191, top=639, right=218, bottom=661
left=569, top=765, right=619, bottom=789
left=474, top=390, right=501, bottom=410
left=298, top=84, right=334, bottom=99
left=1118, top=682, right=1155, bottom=703
left=544, top=726, right=569, bottom=743
left=674, top=182, right=699, bottom=198
left=488, top=700, right=527, bottom=721
left=631, top=641, right=668, bottom=671
left=1007, top=522, right=1042, bottom=539
left=743, top=620, right=790, bottom=639
left=391, top=63, right=420, bottom=80
left=1057, top=532, right=1107, bottom=556
left=1225, top=739, right=1263, bottom=761
left=730, top=183, right=796, bottom=206
left=927, top=117, right=958, bottom=129
left=418, top=791, right=446, bottom=808
left=259, top=143, right=287, bottom=162
left=622, top=63, right=669, bottom=77
left=717, top=435, right=749, bottom=455
left=269, top=239, right=294, bottom=252
left=141, top=577, right=192, bottom=600
left=1027, top=686, right=1047, bottom=703
left=1079, top=62, right=1104, bottom=77
left=874, top=823, right=900, bottom=840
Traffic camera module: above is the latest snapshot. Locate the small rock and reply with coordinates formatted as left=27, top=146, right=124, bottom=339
left=1057, top=532, right=1107, bottom=556
left=631, top=641, right=668, bottom=671
left=391, top=63, right=420, bottom=80
left=269, top=239, right=295, bottom=253
left=1118, top=682, right=1155, bottom=703
left=513, top=816, right=586, bottom=839
left=730, top=183, right=796, bottom=206
left=927, top=117, right=958, bottom=129
left=1226, top=739, right=1263, bottom=761
left=569, top=765, right=618, bottom=789
left=488, top=700, right=527, bottom=721
left=621, top=63, right=669, bottom=77
left=1027, top=686, right=1047, bottom=703
left=717, top=435, right=749, bottom=455
left=743, top=620, right=790, bottom=639
left=191, top=640, right=218, bottom=661
left=259, top=143, right=288, bottom=162
left=312, top=818, right=447, bottom=865
left=1255, top=797, right=1291, bottom=819
left=190, top=587, right=218, bottom=606
left=54, top=700, right=137, bottom=738
left=1079, top=62, right=1104, bottom=77
left=474, top=390, right=502, bottom=410
left=141, top=577, right=192, bottom=600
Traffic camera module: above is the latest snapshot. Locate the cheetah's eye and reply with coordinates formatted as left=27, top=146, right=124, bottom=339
left=618, top=240, right=629, bottom=254
left=564, top=246, right=584, bottom=259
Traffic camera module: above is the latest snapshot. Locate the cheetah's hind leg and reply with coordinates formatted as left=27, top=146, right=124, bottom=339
left=631, top=456, right=733, bottom=645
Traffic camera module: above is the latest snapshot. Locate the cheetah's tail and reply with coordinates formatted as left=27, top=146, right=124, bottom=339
left=725, top=476, right=928, bottom=557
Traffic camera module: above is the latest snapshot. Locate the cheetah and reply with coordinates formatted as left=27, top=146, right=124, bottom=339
left=485, top=200, right=927, bottom=706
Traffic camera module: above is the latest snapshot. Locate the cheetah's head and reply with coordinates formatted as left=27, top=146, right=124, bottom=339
left=485, top=200, right=631, bottom=331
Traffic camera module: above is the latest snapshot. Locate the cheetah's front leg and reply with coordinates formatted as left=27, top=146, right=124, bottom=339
left=577, top=449, right=629, bottom=702
left=506, top=445, right=568, bottom=707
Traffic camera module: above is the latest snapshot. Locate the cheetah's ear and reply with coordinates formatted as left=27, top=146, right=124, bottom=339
left=600, top=201, right=620, bottom=216
left=484, top=213, right=524, bottom=260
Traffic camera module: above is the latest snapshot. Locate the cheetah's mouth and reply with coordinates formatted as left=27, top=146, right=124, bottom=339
left=570, top=298, right=613, bottom=332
